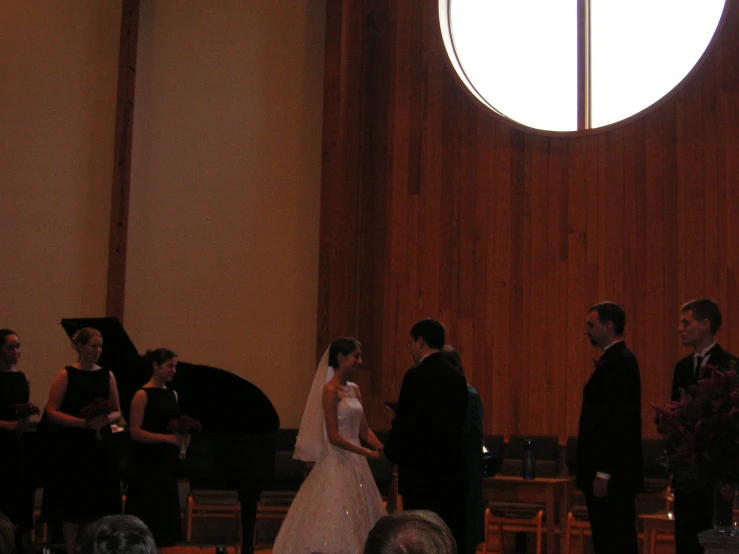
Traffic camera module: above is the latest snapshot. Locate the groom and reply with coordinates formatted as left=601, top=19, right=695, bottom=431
left=385, top=318, right=469, bottom=553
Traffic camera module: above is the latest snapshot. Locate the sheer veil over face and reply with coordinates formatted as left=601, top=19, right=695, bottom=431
left=293, top=347, right=334, bottom=462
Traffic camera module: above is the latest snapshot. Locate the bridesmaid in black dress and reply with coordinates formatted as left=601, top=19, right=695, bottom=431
left=0, top=329, right=34, bottom=554
left=41, top=327, right=123, bottom=554
left=125, top=348, right=188, bottom=548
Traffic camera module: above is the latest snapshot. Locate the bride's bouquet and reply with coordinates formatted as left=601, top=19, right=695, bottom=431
left=12, top=402, right=40, bottom=439
left=79, top=398, right=115, bottom=440
left=168, top=415, right=202, bottom=459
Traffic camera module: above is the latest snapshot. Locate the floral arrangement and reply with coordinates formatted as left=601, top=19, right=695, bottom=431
left=79, top=398, right=115, bottom=440
left=12, top=402, right=40, bottom=418
left=168, top=415, right=202, bottom=459
left=653, top=359, right=739, bottom=490
left=11, top=402, right=40, bottom=438
left=168, top=414, right=203, bottom=435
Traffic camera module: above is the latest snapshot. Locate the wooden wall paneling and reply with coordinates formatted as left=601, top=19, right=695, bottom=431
left=623, top=120, right=647, bottom=348
left=318, top=0, right=739, bottom=437
left=456, top=102, right=479, bottom=324
left=700, top=59, right=723, bottom=302
left=356, top=0, right=395, bottom=396
left=317, top=0, right=365, bottom=353
left=644, top=113, right=668, bottom=407
left=566, top=138, right=587, bottom=440
left=488, top=125, right=513, bottom=436
left=471, top=120, right=495, bottom=428
left=603, top=129, right=626, bottom=301
left=676, top=78, right=706, bottom=300
left=622, top=121, right=650, bottom=430
left=661, top=101, right=681, bottom=411
left=723, top=88, right=739, bottom=353
left=546, top=139, right=570, bottom=440
left=502, top=129, right=527, bottom=438
left=523, top=136, right=550, bottom=434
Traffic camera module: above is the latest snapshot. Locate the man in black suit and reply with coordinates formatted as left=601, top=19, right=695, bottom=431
left=672, top=298, right=737, bottom=554
left=577, top=302, right=643, bottom=554
left=385, top=318, right=469, bottom=553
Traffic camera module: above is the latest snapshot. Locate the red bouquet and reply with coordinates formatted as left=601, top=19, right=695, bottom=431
left=168, top=414, right=203, bottom=435
left=79, top=398, right=115, bottom=439
left=653, top=360, right=739, bottom=490
left=168, top=415, right=202, bottom=459
left=12, top=402, right=40, bottom=418
left=11, top=402, right=40, bottom=438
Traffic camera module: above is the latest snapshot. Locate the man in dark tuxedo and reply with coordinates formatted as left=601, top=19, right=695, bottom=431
left=385, top=318, right=469, bottom=554
left=577, top=302, right=643, bottom=554
left=672, top=298, right=737, bottom=554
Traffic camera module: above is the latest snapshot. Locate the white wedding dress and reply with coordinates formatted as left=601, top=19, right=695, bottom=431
left=272, top=382, right=386, bottom=554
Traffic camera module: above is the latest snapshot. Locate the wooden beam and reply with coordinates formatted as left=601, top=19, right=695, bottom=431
left=106, top=0, right=140, bottom=322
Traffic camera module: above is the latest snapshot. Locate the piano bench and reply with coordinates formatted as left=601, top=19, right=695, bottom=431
left=186, top=490, right=242, bottom=548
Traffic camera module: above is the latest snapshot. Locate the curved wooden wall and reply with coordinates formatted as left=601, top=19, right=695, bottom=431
left=317, top=0, right=739, bottom=441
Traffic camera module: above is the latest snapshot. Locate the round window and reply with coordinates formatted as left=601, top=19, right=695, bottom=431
left=440, top=0, right=726, bottom=132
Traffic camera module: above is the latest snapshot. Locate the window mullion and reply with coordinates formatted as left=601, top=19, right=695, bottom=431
left=577, top=0, right=591, bottom=130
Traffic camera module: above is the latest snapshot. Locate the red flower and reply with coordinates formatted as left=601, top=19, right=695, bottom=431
left=654, top=360, right=739, bottom=489
left=168, top=415, right=202, bottom=435
left=78, top=398, right=115, bottom=419
left=12, top=403, right=40, bottom=418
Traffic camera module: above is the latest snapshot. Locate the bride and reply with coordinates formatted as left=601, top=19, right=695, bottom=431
left=272, top=337, right=387, bottom=553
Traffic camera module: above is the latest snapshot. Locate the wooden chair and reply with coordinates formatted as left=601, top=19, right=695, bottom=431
left=485, top=436, right=558, bottom=554
left=186, top=490, right=241, bottom=553
left=564, top=504, right=591, bottom=554
left=487, top=503, right=543, bottom=554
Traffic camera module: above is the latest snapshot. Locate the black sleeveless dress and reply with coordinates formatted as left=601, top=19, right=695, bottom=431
left=0, top=371, right=33, bottom=531
left=125, top=387, right=181, bottom=546
left=40, top=367, right=122, bottom=523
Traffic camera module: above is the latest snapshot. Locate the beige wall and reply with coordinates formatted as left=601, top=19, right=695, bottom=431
left=0, top=2, right=120, bottom=407
left=1, top=2, right=325, bottom=428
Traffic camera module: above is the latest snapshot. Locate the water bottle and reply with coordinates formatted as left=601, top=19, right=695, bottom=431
left=522, top=439, right=536, bottom=480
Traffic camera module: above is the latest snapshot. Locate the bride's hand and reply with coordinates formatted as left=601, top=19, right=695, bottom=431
left=367, top=450, right=380, bottom=460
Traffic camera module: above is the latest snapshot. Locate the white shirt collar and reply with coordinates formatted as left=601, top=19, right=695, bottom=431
left=602, top=339, right=624, bottom=353
left=695, top=342, right=716, bottom=359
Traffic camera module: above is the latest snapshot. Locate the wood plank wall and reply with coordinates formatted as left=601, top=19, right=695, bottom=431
left=317, top=0, right=739, bottom=441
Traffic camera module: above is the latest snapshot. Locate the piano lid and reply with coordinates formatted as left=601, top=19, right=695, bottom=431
left=60, top=317, right=280, bottom=434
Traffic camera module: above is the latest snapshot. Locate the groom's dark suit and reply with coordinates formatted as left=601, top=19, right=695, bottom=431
left=671, top=344, right=738, bottom=554
left=385, top=352, right=468, bottom=552
left=577, top=341, right=643, bottom=554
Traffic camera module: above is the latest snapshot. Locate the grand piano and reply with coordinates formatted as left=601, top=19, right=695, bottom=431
left=60, top=317, right=280, bottom=554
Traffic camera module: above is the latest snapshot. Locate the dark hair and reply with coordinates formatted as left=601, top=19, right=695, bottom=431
left=681, top=298, right=723, bottom=334
left=588, top=302, right=626, bottom=336
left=81, top=515, right=156, bottom=554
left=145, top=348, right=177, bottom=366
left=144, top=348, right=177, bottom=379
left=0, top=512, right=15, bottom=554
left=442, top=345, right=464, bottom=377
left=409, top=318, right=446, bottom=350
left=364, top=509, right=457, bottom=554
left=0, top=330, right=18, bottom=345
left=72, top=327, right=102, bottom=349
left=328, top=337, right=361, bottom=368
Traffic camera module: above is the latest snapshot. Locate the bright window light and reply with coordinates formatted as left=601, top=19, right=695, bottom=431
left=590, top=0, right=725, bottom=127
left=449, top=0, right=577, bottom=132
left=443, top=0, right=726, bottom=132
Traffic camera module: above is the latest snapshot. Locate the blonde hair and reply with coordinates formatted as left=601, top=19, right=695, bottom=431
left=71, top=327, right=102, bottom=352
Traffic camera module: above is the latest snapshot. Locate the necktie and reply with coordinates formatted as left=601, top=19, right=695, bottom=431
left=694, top=355, right=704, bottom=379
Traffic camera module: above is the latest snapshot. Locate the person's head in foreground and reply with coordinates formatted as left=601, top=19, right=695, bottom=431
left=0, top=512, right=15, bottom=554
left=81, top=515, right=156, bottom=554
left=364, top=509, right=457, bottom=554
